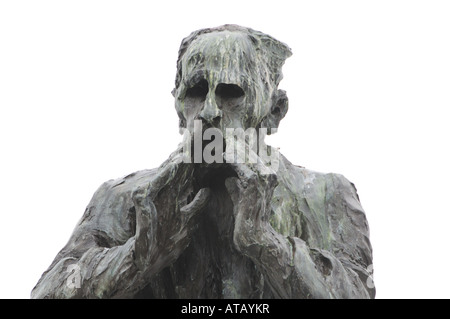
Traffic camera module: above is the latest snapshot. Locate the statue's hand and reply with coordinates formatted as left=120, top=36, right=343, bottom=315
left=225, top=156, right=278, bottom=258
left=131, top=148, right=211, bottom=276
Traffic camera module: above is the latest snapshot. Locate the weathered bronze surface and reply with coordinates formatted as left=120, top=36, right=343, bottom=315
left=32, top=25, right=375, bottom=299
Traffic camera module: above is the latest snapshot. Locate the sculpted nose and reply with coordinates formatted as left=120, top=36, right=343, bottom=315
left=199, top=94, right=222, bottom=125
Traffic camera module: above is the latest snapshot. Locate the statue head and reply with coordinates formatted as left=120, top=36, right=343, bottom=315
left=173, top=25, right=292, bottom=136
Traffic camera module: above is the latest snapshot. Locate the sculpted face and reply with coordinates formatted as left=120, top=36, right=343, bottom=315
left=174, top=31, right=277, bottom=135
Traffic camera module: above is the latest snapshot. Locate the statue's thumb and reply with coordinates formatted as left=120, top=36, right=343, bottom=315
left=225, top=177, right=242, bottom=216
left=180, top=188, right=211, bottom=221
left=132, top=188, right=156, bottom=234
left=132, top=188, right=157, bottom=270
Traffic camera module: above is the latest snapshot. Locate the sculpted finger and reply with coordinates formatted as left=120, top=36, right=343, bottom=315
left=149, top=149, right=193, bottom=199
left=180, top=188, right=211, bottom=220
left=225, top=177, right=243, bottom=218
left=267, top=172, right=278, bottom=189
left=228, top=159, right=278, bottom=191
left=132, top=188, right=157, bottom=269
left=228, top=162, right=257, bottom=188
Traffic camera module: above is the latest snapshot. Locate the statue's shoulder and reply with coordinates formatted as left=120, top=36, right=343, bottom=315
left=73, top=168, right=160, bottom=244
left=81, top=168, right=157, bottom=223
left=275, top=155, right=371, bottom=255
left=92, top=168, right=159, bottom=200
left=278, top=155, right=359, bottom=202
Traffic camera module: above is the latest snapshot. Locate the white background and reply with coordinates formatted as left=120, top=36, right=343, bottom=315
left=1, top=1, right=449, bottom=299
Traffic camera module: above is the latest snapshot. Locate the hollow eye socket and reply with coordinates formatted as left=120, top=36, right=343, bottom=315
left=215, top=83, right=245, bottom=109
left=215, top=83, right=245, bottom=99
left=186, top=79, right=208, bottom=101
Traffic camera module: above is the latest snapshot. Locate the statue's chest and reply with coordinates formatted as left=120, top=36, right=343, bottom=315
left=168, top=203, right=268, bottom=298
left=140, top=176, right=279, bottom=298
left=143, top=202, right=274, bottom=298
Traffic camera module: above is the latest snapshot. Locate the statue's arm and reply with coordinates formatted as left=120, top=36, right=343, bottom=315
left=32, top=159, right=210, bottom=299
left=260, top=233, right=373, bottom=299
left=31, top=181, right=155, bottom=298
left=226, top=166, right=374, bottom=299
left=281, top=173, right=374, bottom=298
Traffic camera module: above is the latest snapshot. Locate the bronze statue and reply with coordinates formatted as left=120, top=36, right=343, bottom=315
left=32, top=25, right=375, bottom=299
